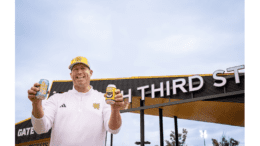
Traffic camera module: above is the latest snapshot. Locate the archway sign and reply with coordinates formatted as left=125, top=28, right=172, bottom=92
left=15, top=65, right=244, bottom=146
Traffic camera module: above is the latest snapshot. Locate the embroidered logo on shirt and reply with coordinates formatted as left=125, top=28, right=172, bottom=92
left=93, top=103, right=100, bottom=110
left=60, top=104, right=66, bottom=108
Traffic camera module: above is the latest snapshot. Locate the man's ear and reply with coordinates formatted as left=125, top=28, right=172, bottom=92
left=90, top=70, right=93, bottom=77
left=70, top=72, right=72, bottom=79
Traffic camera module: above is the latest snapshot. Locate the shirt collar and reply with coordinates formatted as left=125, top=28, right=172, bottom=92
left=71, top=85, right=93, bottom=96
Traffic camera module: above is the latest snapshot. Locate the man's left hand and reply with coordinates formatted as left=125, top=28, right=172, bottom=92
left=105, top=89, right=125, bottom=111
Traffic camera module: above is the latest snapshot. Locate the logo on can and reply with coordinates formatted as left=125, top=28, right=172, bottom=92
left=105, top=84, right=116, bottom=104
left=36, top=79, right=49, bottom=100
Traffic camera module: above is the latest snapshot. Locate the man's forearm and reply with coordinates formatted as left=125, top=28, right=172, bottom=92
left=108, top=109, right=122, bottom=130
left=32, top=100, right=44, bottom=118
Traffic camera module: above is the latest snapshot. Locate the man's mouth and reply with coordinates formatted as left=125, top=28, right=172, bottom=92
left=76, top=76, right=85, bottom=79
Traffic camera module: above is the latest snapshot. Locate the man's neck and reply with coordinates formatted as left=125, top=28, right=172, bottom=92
left=74, top=85, right=91, bottom=93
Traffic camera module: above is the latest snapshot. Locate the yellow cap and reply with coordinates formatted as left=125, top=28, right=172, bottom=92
left=69, top=56, right=90, bottom=70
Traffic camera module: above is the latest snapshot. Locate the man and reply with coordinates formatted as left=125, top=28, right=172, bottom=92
left=28, top=56, right=124, bottom=146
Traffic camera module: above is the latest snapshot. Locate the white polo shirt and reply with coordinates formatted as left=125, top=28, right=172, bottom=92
left=31, top=86, right=121, bottom=146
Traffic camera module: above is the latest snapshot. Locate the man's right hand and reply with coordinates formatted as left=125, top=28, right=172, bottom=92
left=28, top=83, right=41, bottom=103
left=28, top=82, right=49, bottom=118
left=28, top=83, right=50, bottom=103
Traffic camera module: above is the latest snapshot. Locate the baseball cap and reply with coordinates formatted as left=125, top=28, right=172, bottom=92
left=69, top=56, right=90, bottom=70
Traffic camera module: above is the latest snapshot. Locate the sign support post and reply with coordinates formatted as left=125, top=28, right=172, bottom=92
left=174, top=116, right=179, bottom=146
left=140, top=99, right=145, bottom=146
left=105, top=131, right=107, bottom=146
left=110, top=133, right=113, bottom=146
left=159, top=108, right=164, bottom=146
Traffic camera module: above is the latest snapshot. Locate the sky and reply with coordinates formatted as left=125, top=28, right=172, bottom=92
left=2, top=0, right=259, bottom=145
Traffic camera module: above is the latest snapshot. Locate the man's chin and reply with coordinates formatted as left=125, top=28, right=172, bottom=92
left=75, top=82, right=86, bottom=87
left=78, top=84, right=85, bottom=87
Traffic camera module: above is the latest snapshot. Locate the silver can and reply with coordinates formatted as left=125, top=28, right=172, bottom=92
left=36, top=79, right=49, bottom=100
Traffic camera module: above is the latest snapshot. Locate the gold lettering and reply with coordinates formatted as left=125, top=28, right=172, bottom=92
left=40, top=81, right=47, bottom=95
left=93, top=103, right=100, bottom=110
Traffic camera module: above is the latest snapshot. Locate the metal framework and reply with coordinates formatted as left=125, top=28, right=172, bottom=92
left=120, top=90, right=243, bottom=113
left=108, top=90, right=244, bottom=146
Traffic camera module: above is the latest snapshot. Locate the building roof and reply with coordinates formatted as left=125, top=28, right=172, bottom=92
left=15, top=73, right=244, bottom=144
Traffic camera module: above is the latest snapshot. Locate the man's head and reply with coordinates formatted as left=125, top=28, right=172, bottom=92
left=69, top=56, right=93, bottom=91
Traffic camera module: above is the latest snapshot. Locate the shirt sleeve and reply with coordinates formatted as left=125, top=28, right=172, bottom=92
left=102, top=93, right=121, bottom=134
left=31, top=95, right=57, bottom=134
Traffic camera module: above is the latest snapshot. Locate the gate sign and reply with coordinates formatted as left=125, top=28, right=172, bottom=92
left=15, top=118, right=51, bottom=145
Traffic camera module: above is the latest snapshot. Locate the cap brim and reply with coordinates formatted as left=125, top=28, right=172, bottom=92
left=69, top=63, right=90, bottom=70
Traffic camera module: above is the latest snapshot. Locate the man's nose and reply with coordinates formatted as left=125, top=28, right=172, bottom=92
left=76, top=69, right=84, bottom=74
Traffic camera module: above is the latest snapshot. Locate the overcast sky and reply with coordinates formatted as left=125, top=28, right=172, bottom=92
left=12, top=0, right=248, bottom=145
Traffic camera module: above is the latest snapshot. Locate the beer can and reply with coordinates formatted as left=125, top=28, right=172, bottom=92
left=36, top=79, right=49, bottom=100
left=105, top=84, right=116, bottom=104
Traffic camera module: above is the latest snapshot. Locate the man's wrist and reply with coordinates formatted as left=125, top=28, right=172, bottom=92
left=32, top=100, right=42, bottom=111
left=32, top=100, right=42, bottom=106
left=111, top=107, right=120, bottom=112
left=32, top=100, right=44, bottom=118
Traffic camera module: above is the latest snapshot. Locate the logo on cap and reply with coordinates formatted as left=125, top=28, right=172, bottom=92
left=75, top=57, right=82, bottom=62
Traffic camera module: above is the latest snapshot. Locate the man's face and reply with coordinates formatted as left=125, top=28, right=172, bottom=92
left=70, top=63, right=93, bottom=88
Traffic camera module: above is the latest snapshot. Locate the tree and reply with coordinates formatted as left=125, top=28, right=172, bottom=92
left=211, top=133, right=239, bottom=146
left=165, top=128, right=188, bottom=146
left=229, top=138, right=239, bottom=146
left=212, top=138, right=219, bottom=146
